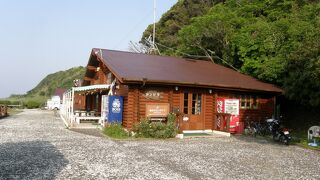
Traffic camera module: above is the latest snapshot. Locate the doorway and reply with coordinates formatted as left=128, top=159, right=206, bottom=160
left=180, top=92, right=204, bottom=130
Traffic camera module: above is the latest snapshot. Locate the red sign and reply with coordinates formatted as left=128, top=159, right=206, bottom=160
left=217, top=98, right=241, bottom=133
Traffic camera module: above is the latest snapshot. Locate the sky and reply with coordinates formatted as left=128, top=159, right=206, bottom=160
left=0, top=0, right=177, bottom=98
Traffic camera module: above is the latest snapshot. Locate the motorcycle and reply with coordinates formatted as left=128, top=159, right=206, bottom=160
left=266, top=118, right=291, bottom=145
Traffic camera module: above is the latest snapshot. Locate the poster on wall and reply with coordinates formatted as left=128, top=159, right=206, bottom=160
left=101, top=95, right=109, bottom=125
left=224, top=99, right=240, bottom=115
left=217, top=98, right=240, bottom=133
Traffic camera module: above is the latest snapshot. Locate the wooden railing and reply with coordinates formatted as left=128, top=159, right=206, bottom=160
left=214, top=113, right=231, bottom=132
left=0, top=104, right=8, bottom=118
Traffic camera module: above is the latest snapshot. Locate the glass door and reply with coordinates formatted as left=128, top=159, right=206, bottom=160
left=182, top=92, right=204, bottom=130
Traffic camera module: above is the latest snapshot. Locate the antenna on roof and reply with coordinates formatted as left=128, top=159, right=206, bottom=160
left=99, top=49, right=103, bottom=58
left=152, top=0, right=156, bottom=48
left=148, top=0, right=160, bottom=55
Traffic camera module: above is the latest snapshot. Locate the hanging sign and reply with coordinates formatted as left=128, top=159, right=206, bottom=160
left=144, top=90, right=162, bottom=100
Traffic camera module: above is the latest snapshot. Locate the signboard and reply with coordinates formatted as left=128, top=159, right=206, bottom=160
left=105, top=96, right=123, bottom=124
left=143, top=90, right=162, bottom=100
left=146, top=103, right=169, bottom=118
left=217, top=98, right=239, bottom=115
left=217, top=98, right=240, bottom=133
left=224, top=99, right=240, bottom=115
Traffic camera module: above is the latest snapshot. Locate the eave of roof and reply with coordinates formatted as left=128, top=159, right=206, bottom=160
left=121, top=78, right=282, bottom=94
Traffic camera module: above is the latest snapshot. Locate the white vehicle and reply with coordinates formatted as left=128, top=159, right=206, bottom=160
left=46, top=96, right=61, bottom=110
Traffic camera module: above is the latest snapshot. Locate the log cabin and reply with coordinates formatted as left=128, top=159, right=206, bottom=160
left=0, top=104, right=8, bottom=118
left=62, top=48, right=282, bottom=133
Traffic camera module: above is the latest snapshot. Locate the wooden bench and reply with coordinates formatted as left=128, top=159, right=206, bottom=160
left=75, top=116, right=101, bottom=124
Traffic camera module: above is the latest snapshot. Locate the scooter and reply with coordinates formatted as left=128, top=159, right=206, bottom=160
left=266, top=118, right=291, bottom=145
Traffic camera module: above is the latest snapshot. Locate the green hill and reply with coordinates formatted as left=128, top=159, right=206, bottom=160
left=4, top=66, right=86, bottom=107
left=27, top=66, right=85, bottom=97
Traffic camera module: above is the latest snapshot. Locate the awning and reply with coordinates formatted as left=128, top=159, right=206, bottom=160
left=73, top=84, right=110, bottom=92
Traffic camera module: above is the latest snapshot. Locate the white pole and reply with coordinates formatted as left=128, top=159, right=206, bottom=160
left=152, top=0, right=156, bottom=49
left=71, top=88, right=74, bottom=124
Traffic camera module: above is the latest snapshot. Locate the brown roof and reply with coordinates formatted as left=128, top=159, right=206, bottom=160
left=91, top=48, right=282, bottom=93
left=53, top=88, right=66, bottom=99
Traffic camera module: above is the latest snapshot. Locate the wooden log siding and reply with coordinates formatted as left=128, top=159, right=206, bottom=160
left=138, top=88, right=171, bottom=119
left=122, top=87, right=139, bottom=129
left=74, top=94, right=86, bottom=110
left=0, top=105, right=8, bottom=118
left=216, top=92, right=275, bottom=123
left=121, top=85, right=275, bottom=130
left=172, top=90, right=181, bottom=112
left=204, top=93, right=215, bottom=130
left=122, top=86, right=179, bottom=129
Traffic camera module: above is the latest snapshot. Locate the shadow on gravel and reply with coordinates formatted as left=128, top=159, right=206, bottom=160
left=0, top=141, right=68, bottom=179
left=69, top=129, right=104, bottom=138
left=232, top=135, right=288, bottom=147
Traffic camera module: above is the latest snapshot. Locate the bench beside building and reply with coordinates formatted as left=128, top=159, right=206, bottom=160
left=65, top=48, right=282, bottom=132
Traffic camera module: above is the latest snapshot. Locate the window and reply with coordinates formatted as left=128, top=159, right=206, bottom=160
left=240, top=95, right=258, bottom=109
left=183, top=93, right=202, bottom=115
left=192, top=94, right=202, bottom=115
left=183, top=93, right=188, bottom=114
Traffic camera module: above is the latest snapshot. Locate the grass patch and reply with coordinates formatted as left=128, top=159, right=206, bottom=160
left=103, top=123, right=130, bottom=139
left=296, top=139, right=320, bottom=150
left=290, top=130, right=320, bottom=150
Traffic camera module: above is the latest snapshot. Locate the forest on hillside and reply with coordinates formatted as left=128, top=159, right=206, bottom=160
left=142, top=0, right=320, bottom=108
left=1, top=66, right=86, bottom=108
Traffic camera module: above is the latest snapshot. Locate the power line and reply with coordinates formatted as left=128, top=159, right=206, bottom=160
left=155, top=42, right=239, bottom=72
left=155, top=42, right=207, bottom=58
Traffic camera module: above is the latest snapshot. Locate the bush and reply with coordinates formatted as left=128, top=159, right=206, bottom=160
left=24, top=100, right=41, bottom=109
left=133, top=113, right=178, bottom=138
left=0, top=100, right=11, bottom=105
left=103, top=123, right=129, bottom=139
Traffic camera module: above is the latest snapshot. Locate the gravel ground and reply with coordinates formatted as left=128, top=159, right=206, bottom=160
left=0, top=109, right=319, bottom=179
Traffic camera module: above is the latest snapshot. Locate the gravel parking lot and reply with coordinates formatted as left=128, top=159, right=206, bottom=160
left=0, top=109, right=319, bottom=179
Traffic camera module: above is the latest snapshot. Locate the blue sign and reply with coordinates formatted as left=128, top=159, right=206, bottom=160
left=106, top=96, right=123, bottom=124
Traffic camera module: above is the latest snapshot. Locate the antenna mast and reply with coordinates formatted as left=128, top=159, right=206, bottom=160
left=152, top=0, right=156, bottom=49
left=146, top=0, right=160, bottom=55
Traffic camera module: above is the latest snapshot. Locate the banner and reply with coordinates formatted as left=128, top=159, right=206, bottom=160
left=105, top=96, right=123, bottom=124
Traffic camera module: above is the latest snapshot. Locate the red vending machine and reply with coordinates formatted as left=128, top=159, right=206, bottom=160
left=217, top=98, right=242, bottom=134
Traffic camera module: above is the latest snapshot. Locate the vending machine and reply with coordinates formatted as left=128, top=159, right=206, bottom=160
left=217, top=98, right=241, bottom=134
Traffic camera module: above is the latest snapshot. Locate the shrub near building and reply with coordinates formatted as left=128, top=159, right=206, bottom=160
left=24, top=100, right=41, bottom=109
left=103, top=123, right=130, bottom=139
left=133, top=113, right=178, bottom=139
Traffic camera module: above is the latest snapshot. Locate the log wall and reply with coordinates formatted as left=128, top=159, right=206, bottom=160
left=122, top=86, right=276, bottom=130
left=0, top=105, right=8, bottom=118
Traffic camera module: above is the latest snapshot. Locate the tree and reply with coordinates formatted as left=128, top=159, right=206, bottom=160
left=284, top=33, right=320, bottom=106
left=141, top=0, right=220, bottom=55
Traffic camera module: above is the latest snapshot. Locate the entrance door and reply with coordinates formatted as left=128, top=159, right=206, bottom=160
left=181, top=92, right=204, bottom=130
